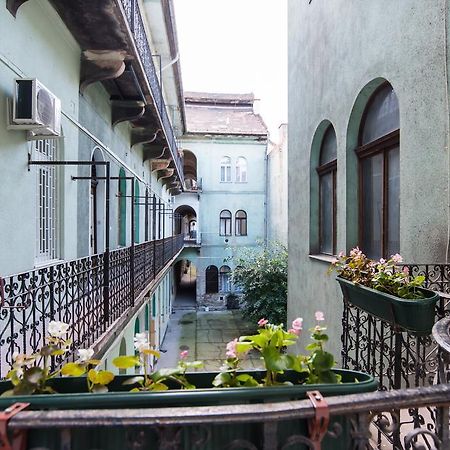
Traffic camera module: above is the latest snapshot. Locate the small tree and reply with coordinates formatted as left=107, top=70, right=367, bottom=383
left=231, top=242, right=288, bottom=324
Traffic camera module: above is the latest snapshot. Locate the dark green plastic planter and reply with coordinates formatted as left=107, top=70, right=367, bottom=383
left=0, top=369, right=377, bottom=450
left=337, top=276, right=439, bottom=334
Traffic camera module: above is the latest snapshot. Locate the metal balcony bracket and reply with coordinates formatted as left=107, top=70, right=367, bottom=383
left=6, top=0, right=29, bottom=17
left=131, top=128, right=163, bottom=148
left=157, top=168, right=174, bottom=182
left=80, top=50, right=127, bottom=93
left=169, top=187, right=182, bottom=196
left=307, top=391, right=329, bottom=450
left=112, top=100, right=145, bottom=127
left=0, top=403, right=29, bottom=450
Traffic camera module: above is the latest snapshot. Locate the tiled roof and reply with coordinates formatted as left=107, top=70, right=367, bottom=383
left=184, top=92, right=268, bottom=136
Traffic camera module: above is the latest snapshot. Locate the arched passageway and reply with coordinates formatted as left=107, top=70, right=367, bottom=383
left=174, top=259, right=197, bottom=307
left=175, top=205, right=197, bottom=242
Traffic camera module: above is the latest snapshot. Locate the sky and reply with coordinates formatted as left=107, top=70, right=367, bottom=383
left=173, top=0, right=287, bottom=140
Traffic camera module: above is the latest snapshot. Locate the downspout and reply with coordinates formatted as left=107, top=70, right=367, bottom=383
left=264, top=141, right=269, bottom=246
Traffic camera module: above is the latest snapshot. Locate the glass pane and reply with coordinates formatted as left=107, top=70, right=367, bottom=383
left=319, top=172, right=334, bottom=254
left=362, top=85, right=399, bottom=145
left=387, top=147, right=400, bottom=256
left=361, top=154, right=383, bottom=259
left=320, top=126, right=337, bottom=165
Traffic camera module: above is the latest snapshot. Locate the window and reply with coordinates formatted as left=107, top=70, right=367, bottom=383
left=236, top=157, right=247, bottom=182
left=220, top=156, right=231, bottom=182
left=235, top=210, right=247, bottom=236
left=205, top=265, right=219, bottom=293
left=118, top=168, right=127, bottom=246
left=219, top=266, right=232, bottom=292
left=357, top=84, right=400, bottom=259
left=219, top=210, right=232, bottom=236
left=134, top=180, right=140, bottom=244
left=35, top=139, right=58, bottom=264
left=317, top=126, right=337, bottom=255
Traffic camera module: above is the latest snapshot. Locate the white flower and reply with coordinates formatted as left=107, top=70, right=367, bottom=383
left=48, top=321, right=70, bottom=338
left=77, top=348, right=94, bottom=363
left=134, top=332, right=149, bottom=352
left=391, top=253, right=403, bottom=264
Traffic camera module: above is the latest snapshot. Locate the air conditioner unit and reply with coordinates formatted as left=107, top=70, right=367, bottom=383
left=7, top=78, right=61, bottom=137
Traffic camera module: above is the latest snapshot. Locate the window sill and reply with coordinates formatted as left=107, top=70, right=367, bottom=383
left=308, top=254, right=337, bottom=264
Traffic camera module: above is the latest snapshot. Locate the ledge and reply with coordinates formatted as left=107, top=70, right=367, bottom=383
left=308, top=254, right=336, bottom=264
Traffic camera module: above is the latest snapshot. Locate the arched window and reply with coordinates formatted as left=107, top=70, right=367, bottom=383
left=235, top=210, right=247, bottom=236
left=357, top=83, right=400, bottom=259
left=134, top=180, right=140, bottom=244
left=219, top=266, right=231, bottom=292
left=205, top=265, right=219, bottom=293
left=317, top=126, right=337, bottom=255
left=219, top=210, right=232, bottom=236
left=220, top=156, right=231, bottom=182
left=118, top=168, right=127, bottom=246
left=236, top=157, right=247, bottom=182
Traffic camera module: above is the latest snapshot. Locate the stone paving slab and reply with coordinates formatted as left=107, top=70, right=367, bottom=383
left=157, top=309, right=264, bottom=371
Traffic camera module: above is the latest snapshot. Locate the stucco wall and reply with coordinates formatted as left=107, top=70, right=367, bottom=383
left=288, top=0, right=449, bottom=357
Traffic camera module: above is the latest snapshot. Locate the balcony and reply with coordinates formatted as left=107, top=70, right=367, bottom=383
left=7, top=0, right=185, bottom=185
left=0, top=235, right=184, bottom=378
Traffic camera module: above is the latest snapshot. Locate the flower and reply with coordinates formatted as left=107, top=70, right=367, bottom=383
left=315, top=311, right=325, bottom=322
left=338, top=251, right=345, bottom=258
left=134, top=332, right=150, bottom=352
left=403, top=266, right=410, bottom=275
left=291, top=317, right=303, bottom=331
left=288, top=328, right=299, bottom=335
left=391, top=253, right=403, bottom=264
left=350, top=247, right=363, bottom=257
left=258, top=318, right=268, bottom=327
left=48, top=321, right=70, bottom=338
left=77, top=348, right=94, bottom=363
left=180, top=350, right=189, bottom=359
left=226, top=339, right=238, bottom=358
left=379, top=258, right=386, bottom=264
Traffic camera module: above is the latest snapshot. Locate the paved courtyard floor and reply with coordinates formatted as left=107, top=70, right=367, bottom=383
left=157, top=308, right=264, bottom=370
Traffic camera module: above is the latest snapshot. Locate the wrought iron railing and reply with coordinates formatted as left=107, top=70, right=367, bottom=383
left=118, top=0, right=184, bottom=185
left=341, top=263, right=450, bottom=448
left=0, top=234, right=184, bottom=378
left=5, top=383, right=450, bottom=449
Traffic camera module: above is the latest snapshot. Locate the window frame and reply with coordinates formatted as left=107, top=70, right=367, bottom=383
left=235, top=157, right=247, bottom=183
left=235, top=210, right=248, bottom=236
left=220, top=156, right=232, bottom=183
left=219, top=265, right=232, bottom=292
left=219, top=210, right=232, bottom=236
left=356, top=83, right=400, bottom=259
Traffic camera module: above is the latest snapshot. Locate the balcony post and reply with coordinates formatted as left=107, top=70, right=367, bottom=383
left=103, top=162, right=111, bottom=330
left=152, top=195, right=157, bottom=281
left=144, top=189, right=149, bottom=242
left=130, top=177, right=135, bottom=307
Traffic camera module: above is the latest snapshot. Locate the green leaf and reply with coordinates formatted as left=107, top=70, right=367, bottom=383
left=212, top=372, right=231, bottom=387
left=150, top=382, right=169, bottom=391
left=24, top=367, right=45, bottom=384
left=310, top=351, right=334, bottom=372
left=96, top=370, right=114, bottom=385
left=88, top=369, right=98, bottom=384
left=51, top=349, right=66, bottom=356
left=141, top=349, right=161, bottom=358
left=185, top=360, right=204, bottom=369
left=112, top=356, right=140, bottom=369
left=61, top=363, right=86, bottom=377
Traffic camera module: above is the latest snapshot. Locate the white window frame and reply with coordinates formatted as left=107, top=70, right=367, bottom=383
left=220, top=156, right=232, bottom=182
left=34, top=139, right=58, bottom=265
left=235, top=157, right=247, bottom=182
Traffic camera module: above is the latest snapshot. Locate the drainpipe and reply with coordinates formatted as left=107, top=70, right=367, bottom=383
left=264, top=142, right=269, bottom=246
left=446, top=0, right=450, bottom=262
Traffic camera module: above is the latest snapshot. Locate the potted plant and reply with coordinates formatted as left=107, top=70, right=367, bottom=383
left=331, top=248, right=439, bottom=334
left=0, top=318, right=377, bottom=449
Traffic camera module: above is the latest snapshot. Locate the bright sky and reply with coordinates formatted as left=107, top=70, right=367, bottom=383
left=173, top=0, right=287, bottom=140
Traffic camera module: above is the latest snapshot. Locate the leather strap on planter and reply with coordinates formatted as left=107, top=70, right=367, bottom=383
left=306, top=391, right=329, bottom=450
left=0, top=403, right=29, bottom=450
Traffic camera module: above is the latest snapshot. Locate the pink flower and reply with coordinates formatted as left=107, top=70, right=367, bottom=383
left=226, top=339, right=238, bottom=358
left=350, top=247, right=362, bottom=257
left=391, top=253, right=403, bottom=264
left=379, top=258, right=386, bottom=264
left=180, top=350, right=188, bottom=359
left=288, top=328, right=300, bottom=335
left=338, top=251, right=345, bottom=258
left=258, top=318, right=268, bottom=327
left=403, top=266, right=410, bottom=275
left=315, top=311, right=325, bottom=322
left=291, top=317, right=303, bottom=331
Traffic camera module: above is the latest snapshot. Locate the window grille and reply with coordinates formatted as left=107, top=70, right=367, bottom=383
left=34, top=139, right=58, bottom=264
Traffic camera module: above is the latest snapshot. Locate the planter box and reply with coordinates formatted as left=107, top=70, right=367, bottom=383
left=337, top=276, right=440, bottom=334
left=0, top=369, right=377, bottom=450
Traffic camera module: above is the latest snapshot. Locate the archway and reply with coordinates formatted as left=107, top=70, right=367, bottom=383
left=174, top=259, right=197, bottom=307
left=183, top=150, right=198, bottom=190
left=174, top=205, right=197, bottom=241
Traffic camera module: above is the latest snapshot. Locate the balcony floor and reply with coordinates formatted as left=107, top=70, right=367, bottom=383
left=157, top=309, right=263, bottom=371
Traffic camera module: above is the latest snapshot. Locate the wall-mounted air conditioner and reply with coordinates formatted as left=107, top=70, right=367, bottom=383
left=7, top=78, right=61, bottom=137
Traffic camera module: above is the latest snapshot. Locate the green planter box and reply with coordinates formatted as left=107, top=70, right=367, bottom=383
left=337, top=276, right=440, bottom=334
left=0, top=369, right=377, bottom=450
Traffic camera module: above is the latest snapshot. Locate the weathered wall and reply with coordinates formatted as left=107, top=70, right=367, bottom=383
left=288, top=0, right=449, bottom=357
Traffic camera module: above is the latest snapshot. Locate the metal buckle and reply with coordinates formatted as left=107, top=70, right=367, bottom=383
left=307, top=390, right=329, bottom=450
left=0, top=403, right=29, bottom=450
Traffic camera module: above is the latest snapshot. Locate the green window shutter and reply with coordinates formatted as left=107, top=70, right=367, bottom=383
left=134, top=180, right=140, bottom=244
left=119, top=168, right=127, bottom=246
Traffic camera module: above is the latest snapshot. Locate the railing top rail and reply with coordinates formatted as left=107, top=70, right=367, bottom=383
left=8, top=383, right=450, bottom=429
